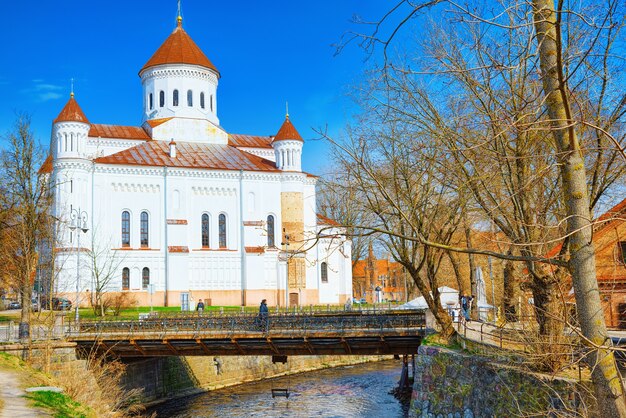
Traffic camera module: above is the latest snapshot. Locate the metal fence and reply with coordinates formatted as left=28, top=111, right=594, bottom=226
left=76, top=310, right=426, bottom=337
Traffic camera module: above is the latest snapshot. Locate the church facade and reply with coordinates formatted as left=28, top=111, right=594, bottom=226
left=42, top=14, right=352, bottom=308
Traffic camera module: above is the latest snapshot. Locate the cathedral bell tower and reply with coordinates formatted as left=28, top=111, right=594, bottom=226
left=273, top=114, right=307, bottom=305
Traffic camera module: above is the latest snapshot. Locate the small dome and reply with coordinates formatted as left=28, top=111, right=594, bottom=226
left=273, top=116, right=303, bottom=142
left=54, top=95, right=89, bottom=124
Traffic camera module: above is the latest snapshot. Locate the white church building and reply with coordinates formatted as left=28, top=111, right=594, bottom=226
left=42, top=13, right=352, bottom=308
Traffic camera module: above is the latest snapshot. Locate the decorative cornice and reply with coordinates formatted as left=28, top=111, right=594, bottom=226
left=191, top=185, right=237, bottom=196
left=141, top=66, right=218, bottom=84
left=52, top=160, right=93, bottom=171
left=111, top=182, right=160, bottom=193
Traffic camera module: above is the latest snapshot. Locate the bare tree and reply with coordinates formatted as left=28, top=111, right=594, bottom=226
left=330, top=0, right=626, bottom=414
left=0, top=114, right=53, bottom=340
left=87, top=226, right=125, bottom=317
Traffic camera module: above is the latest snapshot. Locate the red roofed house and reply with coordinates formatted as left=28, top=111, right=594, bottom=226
left=590, top=198, right=626, bottom=328
left=352, top=245, right=415, bottom=303
left=42, top=12, right=352, bottom=308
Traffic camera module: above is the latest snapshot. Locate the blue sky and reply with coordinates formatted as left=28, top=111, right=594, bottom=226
left=0, top=1, right=393, bottom=175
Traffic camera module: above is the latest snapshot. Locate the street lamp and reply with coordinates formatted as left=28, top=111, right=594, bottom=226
left=282, top=231, right=290, bottom=309
left=69, top=207, right=89, bottom=323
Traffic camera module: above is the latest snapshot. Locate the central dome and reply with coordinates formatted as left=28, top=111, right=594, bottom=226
left=139, top=18, right=219, bottom=76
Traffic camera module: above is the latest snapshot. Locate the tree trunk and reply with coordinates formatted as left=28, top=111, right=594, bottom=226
left=502, top=249, right=518, bottom=322
left=465, top=226, right=478, bottom=320
left=533, top=0, right=626, bottom=414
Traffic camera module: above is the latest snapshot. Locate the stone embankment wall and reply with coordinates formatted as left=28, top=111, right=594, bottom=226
left=410, top=345, right=593, bottom=418
left=124, top=354, right=392, bottom=403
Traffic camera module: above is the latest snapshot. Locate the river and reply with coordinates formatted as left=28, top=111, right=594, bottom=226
left=148, top=360, right=410, bottom=418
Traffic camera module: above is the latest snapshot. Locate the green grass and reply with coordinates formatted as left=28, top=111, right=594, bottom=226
left=26, top=390, right=90, bottom=418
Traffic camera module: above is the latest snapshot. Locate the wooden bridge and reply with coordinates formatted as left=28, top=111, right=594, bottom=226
left=69, top=310, right=426, bottom=358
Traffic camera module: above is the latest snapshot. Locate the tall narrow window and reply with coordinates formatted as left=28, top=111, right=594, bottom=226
left=159, top=91, right=165, bottom=107
left=187, top=90, right=193, bottom=106
left=202, top=214, right=210, bottom=248
left=173, top=89, right=179, bottom=106
left=210, top=95, right=214, bottom=111
left=321, top=262, right=328, bottom=283
left=620, top=241, right=626, bottom=264
left=142, top=267, right=150, bottom=290
left=140, top=211, right=149, bottom=248
left=149, top=93, right=153, bottom=110
left=121, top=211, right=130, bottom=247
left=267, top=215, right=275, bottom=247
left=200, top=92, right=205, bottom=109
left=122, top=267, right=130, bottom=290
left=219, top=214, right=227, bottom=249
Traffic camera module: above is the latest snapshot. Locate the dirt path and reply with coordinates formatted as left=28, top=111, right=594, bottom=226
left=0, top=368, right=51, bottom=418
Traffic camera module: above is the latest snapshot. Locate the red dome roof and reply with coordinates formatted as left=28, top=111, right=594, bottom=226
left=140, top=19, right=219, bottom=76
left=54, top=95, right=89, bottom=124
left=273, top=117, right=303, bottom=142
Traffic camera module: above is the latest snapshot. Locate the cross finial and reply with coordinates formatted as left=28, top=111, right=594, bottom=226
left=286, top=101, right=289, bottom=119
left=70, top=78, right=74, bottom=98
left=177, top=0, right=183, bottom=26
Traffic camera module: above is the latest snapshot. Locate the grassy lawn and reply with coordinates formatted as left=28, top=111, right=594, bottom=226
left=26, top=390, right=90, bottom=418
left=0, top=302, right=389, bottom=322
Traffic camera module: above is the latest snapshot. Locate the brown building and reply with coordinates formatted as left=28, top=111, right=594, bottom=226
left=591, top=198, right=626, bottom=328
left=352, top=245, right=415, bottom=303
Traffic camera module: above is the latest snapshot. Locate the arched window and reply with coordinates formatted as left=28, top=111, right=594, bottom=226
left=200, top=92, right=205, bottom=109
left=173, top=89, right=179, bottom=106
left=201, top=214, right=210, bottom=248
left=149, top=93, right=153, bottom=110
left=267, top=215, right=275, bottom=247
left=187, top=90, right=193, bottom=106
left=159, top=90, right=165, bottom=107
left=210, top=95, right=214, bottom=112
left=219, top=214, right=227, bottom=249
left=142, top=267, right=150, bottom=290
left=121, top=211, right=130, bottom=247
left=140, top=211, right=149, bottom=248
left=321, top=262, right=328, bottom=283
left=122, top=267, right=130, bottom=290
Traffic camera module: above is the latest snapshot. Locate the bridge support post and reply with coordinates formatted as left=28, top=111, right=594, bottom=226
left=398, top=355, right=410, bottom=390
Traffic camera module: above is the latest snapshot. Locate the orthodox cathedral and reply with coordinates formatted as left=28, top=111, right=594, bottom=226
left=42, top=13, right=352, bottom=308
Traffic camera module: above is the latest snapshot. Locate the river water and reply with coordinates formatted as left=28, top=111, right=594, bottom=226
left=148, top=360, right=409, bottom=418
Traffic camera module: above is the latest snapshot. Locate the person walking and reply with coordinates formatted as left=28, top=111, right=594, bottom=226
left=196, top=299, right=205, bottom=312
left=460, top=294, right=470, bottom=323
left=259, top=299, right=269, bottom=332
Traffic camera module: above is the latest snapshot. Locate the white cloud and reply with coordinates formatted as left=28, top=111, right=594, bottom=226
left=22, top=80, right=65, bottom=102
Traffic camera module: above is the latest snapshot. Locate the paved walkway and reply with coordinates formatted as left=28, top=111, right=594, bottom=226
left=0, top=369, right=51, bottom=418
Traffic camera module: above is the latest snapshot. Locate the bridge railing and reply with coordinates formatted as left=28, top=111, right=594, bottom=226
left=73, top=310, right=426, bottom=337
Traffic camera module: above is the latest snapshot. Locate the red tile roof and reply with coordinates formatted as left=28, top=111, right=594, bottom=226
left=89, top=124, right=151, bottom=140
left=273, top=117, right=303, bottom=142
left=54, top=95, right=89, bottom=124
left=39, top=154, right=53, bottom=174
left=146, top=118, right=173, bottom=128
left=228, top=134, right=273, bottom=149
left=94, top=141, right=279, bottom=172
left=317, top=213, right=339, bottom=226
left=140, top=20, right=219, bottom=75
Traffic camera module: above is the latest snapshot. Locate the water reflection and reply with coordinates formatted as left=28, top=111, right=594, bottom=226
left=149, top=360, right=409, bottom=418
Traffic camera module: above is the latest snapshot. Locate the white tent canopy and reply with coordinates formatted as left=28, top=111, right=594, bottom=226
left=399, top=286, right=460, bottom=310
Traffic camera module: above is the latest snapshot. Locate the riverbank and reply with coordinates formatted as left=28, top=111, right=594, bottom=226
left=0, top=352, right=92, bottom=417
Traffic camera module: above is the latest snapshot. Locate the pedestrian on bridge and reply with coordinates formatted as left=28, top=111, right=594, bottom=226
left=259, top=299, right=269, bottom=332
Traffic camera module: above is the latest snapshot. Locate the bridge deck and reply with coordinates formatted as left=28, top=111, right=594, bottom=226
left=70, top=310, right=426, bottom=357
